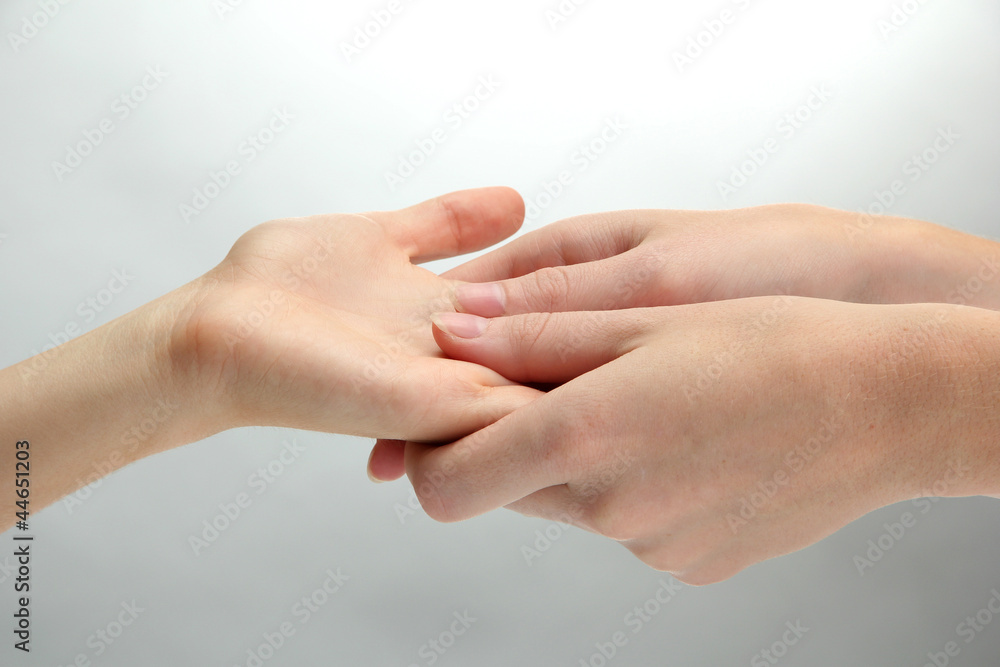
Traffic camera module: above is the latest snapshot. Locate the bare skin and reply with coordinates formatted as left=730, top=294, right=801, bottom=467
left=0, top=187, right=540, bottom=531
left=370, top=203, right=1000, bottom=585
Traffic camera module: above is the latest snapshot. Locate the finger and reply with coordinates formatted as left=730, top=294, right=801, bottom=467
left=405, top=393, right=570, bottom=522
left=452, top=247, right=666, bottom=317
left=441, top=210, right=654, bottom=283
left=373, top=187, right=524, bottom=264
left=368, top=440, right=406, bottom=482
left=388, top=357, right=545, bottom=443
left=504, top=485, right=580, bottom=525
left=430, top=309, right=653, bottom=384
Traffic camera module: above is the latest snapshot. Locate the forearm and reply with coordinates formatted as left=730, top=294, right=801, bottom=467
left=0, top=284, right=214, bottom=531
left=865, top=216, right=1000, bottom=311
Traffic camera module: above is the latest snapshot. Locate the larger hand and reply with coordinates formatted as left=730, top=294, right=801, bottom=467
left=368, top=203, right=1000, bottom=478
left=401, top=300, right=1000, bottom=584
left=443, top=203, right=1000, bottom=315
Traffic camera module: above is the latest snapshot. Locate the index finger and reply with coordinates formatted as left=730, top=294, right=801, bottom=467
left=442, top=209, right=656, bottom=282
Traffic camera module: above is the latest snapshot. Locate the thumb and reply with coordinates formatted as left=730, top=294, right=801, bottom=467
left=372, top=187, right=524, bottom=264
left=368, top=439, right=406, bottom=482
left=430, top=309, right=653, bottom=384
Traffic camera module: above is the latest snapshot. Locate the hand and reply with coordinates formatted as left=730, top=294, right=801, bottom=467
left=398, top=299, right=1000, bottom=584
left=176, top=187, right=541, bottom=447
left=1, top=187, right=542, bottom=522
left=441, top=203, right=1000, bottom=315
left=367, top=203, right=1000, bottom=479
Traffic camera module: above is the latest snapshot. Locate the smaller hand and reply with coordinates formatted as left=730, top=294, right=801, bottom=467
left=174, top=187, right=541, bottom=447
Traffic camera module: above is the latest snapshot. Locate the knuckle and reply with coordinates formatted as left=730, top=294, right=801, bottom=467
left=672, top=566, right=728, bottom=587
left=765, top=201, right=819, bottom=220
left=580, top=493, right=642, bottom=541
left=510, top=312, right=555, bottom=359
left=526, top=265, right=573, bottom=312
left=435, top=196, right=465, bottom=255
left=627, top=541, right=693, bottom=575
left=411, top=466, right=460, bottom=523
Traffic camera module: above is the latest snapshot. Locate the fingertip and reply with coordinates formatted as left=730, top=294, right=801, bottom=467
left=430, top=314, right=490, bottom=366
left=455, top=282, right=506, bottom=317
left=431, top=312, right=489, bottom=339
left=437, top=185, right=525, bottom=251
left=496, top=186, right=526, bottom=235
left=391, top=186, right=525, bottom=264
left=368, top=439, right=407, bottom=482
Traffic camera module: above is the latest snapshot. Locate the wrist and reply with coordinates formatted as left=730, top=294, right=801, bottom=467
left=921, top=304, right=1000, bottom=497
left=0, top=281, right=224, bottom=521
left=860, top=215, right=1000, bottom=309
left=868, top=303, right=1000, bottom=500
left=155, top=278, right=234, bottom=448
left=68, top=282, right=222, bottom=462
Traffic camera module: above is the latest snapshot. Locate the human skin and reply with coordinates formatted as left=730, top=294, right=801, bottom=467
left=369, top=204, right=1000, bottom=479
left=369, top=204, right=1000, bottom=584
left=0, top=187, right=541, bottom=531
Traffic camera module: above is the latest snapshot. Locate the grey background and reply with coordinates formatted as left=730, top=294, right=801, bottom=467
left=1, top=1, right=999, bottom=665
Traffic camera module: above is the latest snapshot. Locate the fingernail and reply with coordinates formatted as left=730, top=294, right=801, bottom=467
left=431, top=312, right=488, bottom=339
left=455, top=283, right=506, bottom=317
left=366, top=450, right=386, bottom=484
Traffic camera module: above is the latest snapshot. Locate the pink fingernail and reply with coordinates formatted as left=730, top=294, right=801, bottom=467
left=431, top=312, right=488, bottom=339
left=455, top=283, right=506, bottom=317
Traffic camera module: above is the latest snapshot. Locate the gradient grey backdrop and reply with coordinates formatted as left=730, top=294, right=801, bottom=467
left=1, top=1, right=999, bottom=665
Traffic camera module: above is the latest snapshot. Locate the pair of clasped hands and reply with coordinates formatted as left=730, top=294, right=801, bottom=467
left=168, top=187, right=1000, bottom=584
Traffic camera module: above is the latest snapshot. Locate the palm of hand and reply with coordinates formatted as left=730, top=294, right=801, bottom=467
left=178, top=189, right=539, bottom=441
